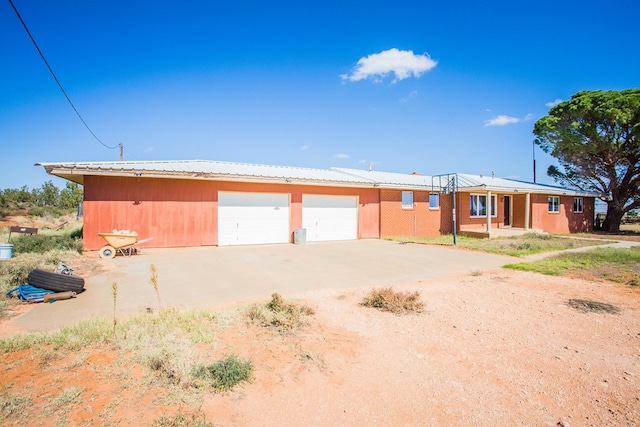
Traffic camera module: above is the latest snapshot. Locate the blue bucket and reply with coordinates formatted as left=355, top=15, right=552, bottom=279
left=0, top=244, right=13, bottom=260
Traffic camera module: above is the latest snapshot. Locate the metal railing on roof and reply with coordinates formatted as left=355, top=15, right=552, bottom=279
left=431, top=173, right=458, bottom=194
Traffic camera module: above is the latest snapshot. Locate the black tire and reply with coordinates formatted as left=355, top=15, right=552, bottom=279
left=27, top=269, right=85, bottom=293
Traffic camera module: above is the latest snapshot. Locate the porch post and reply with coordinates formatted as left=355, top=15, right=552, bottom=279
left=486, top=190, right=492, bottom=234
left=525, top=192, right=530, bottom=230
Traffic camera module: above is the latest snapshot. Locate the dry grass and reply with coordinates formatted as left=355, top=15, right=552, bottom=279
left=246, top=293, right=315, bottom=333
left=362, top=287, right=425, bottom=315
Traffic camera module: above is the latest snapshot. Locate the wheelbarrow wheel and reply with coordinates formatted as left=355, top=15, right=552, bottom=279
left=99, top=245, right=116, bottom=259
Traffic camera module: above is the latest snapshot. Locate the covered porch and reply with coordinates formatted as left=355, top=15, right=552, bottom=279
left=457, top=189, right=538, bottom=239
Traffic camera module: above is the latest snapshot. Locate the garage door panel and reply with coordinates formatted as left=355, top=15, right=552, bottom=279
left=302, top=195, right=357, bottom=242
left=219, top=192, right=290, bottom=246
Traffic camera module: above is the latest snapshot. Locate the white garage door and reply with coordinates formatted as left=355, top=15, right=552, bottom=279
left=218, top=192, right=290, bottom=246
left=302, top=195, right=357, bottom=242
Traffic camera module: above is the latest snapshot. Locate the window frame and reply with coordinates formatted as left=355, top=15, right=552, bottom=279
left=470, top=194, right=497, bottom=218
left=401, top=191, right=414, bottom=209
left=573, top=197, right=583, bottom=213
left=548, top=196, right=560, bottom=213
left=429, top=193, right=440, bottom=209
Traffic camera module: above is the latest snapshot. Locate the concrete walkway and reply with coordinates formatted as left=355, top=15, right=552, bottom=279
left=13, top=239, right=518, bottom=332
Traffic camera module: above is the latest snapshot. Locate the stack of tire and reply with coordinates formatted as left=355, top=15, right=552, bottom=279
left=27, top=269, right=85, bottom=293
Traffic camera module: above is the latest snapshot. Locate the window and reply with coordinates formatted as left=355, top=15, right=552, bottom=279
left=429, top=193, right=440, bottom=209
left=573, top=197, right=583, bottom=213
left=548, top=196, right=560, bottom=213
left=470, top=194, right=497, bottom=217
left=402, top=191, right=413, bottom=209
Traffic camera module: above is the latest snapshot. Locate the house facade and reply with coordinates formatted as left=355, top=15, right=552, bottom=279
left=37, top=160, right=597, bottom=250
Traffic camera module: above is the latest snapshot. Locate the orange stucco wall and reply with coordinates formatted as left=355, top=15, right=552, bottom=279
left=83, top=176, right=380, bottom=250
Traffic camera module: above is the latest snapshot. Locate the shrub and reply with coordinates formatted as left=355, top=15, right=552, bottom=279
left=0, top=254, right=43, bottom=294
left=246, top=293, right=315, bottom=333
left=192, top=354, right=253, bottom=392
left=362, top=287, right=425, bottom=315
left=11, top=234, right=83, bottom=255
left=27, top=206, right=65, bottom=218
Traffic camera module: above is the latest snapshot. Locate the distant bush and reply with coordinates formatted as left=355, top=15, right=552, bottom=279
left=12, top=234, right=83, bottom=255
left=27, top=206, right=65, bottom=218
left=362, top=287, right=425, bottom=315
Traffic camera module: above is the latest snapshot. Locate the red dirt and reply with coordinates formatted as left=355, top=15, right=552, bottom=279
left=1, top=269, right=639, bottom=426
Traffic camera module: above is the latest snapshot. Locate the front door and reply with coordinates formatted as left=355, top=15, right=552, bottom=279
left=503, top=195, right=511, bottom=226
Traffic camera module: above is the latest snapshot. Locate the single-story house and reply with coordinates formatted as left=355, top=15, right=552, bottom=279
left=37, top=160, right=598, bottom=250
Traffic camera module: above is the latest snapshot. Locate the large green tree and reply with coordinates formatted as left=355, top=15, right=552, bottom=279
left=533, top=89, right=640, bottom=232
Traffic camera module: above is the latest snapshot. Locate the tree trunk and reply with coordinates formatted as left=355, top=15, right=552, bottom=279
left=601, top=203, right=626, bottom=232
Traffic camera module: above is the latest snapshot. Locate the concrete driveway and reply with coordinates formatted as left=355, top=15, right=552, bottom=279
left=13, top=239, right=517, bottom=332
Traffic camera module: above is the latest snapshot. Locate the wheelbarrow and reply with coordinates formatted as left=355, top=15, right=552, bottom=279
left=98, top=232, right=153, bottom=259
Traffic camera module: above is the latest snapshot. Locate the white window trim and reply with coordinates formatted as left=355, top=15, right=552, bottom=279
left=402, top=191, right=414, bottom=209
left=573, top=197, right=584, bottom=213
left=470, top=194, right=497, bottom=218
left=429, top=193, right=440, bottom=209
left=548, top=196, right=560, bottom=213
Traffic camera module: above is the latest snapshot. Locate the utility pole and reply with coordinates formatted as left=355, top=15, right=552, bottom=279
left=119, top=142, right=124, bottom=161
left=532, top=139, right=536, bottom=183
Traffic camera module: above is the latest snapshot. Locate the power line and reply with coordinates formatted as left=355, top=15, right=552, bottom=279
left=8, top=0, right=119, bottom=150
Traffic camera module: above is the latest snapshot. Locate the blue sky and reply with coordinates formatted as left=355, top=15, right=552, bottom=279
left=1, top=0, right=638, bottom=190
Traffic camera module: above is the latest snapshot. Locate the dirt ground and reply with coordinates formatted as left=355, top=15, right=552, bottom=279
left=1, top=266, right=639, bottom=426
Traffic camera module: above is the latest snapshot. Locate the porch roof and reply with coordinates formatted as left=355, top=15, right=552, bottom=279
left=455, top=174, right=600, bottom=197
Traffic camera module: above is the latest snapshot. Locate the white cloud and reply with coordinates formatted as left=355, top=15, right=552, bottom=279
left=523, top=113, right=533, bottom=121
left=399, top=90, right=418, bottom=103
left=300, top=145, right=309, bottom=151
left=545, top=98, right=562, bottom=108
left=341, top=48, right=437, bottom=83
left=484, top=115, right=520, bottom=127
left=334, top=153, right=349, bottom=159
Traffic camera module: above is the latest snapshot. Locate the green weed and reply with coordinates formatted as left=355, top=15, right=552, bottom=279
left=192, top=353, right=253, bottom=392
left=0, top=392, right=33, bottom=418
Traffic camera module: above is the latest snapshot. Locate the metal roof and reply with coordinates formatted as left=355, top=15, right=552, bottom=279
left=35, top=159, right=598, bottom=196
left=36, top=160, right=378, bottom=187
left=331, top=167, right=435, bottom=189
left=454, top=173, right=600, bottom=196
